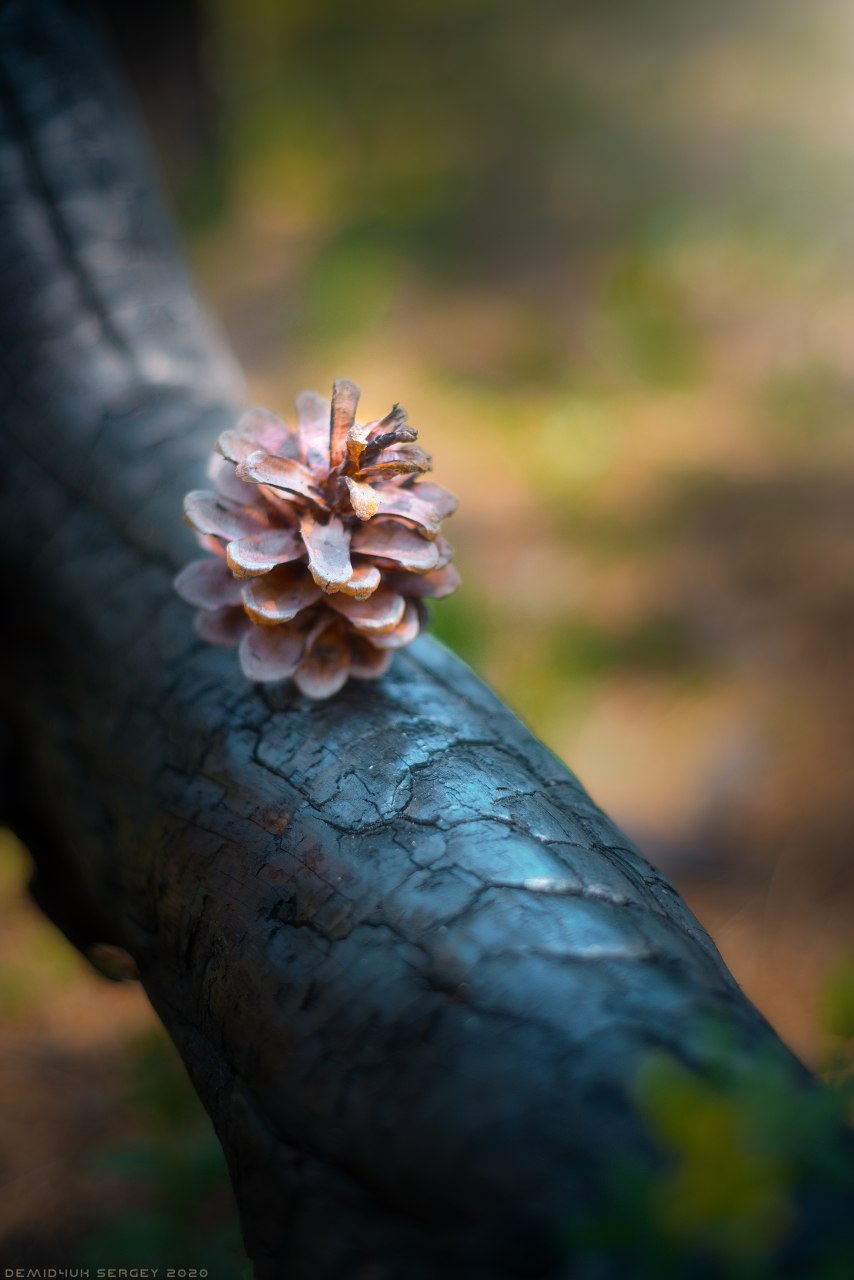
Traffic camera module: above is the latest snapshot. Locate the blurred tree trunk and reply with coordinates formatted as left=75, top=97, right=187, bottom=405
left=96, top=0, right=225, bottom=224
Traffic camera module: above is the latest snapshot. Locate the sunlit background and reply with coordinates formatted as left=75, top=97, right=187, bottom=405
left=3, top=0, right=854, bottom=1268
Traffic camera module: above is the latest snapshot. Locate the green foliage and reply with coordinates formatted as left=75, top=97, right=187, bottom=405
left=79, top=1028, right=247, bottom=1278
left=550, top=614, right=697, bottom=682
left=636, top=1051, right=794, bottom=1270
left=760, top=365, right=854, bottom=448
left=428, top=588, right=495, bottom=668
left=821, top=961, right=854, bottom=1043
left=0, top=828, right=79, bottom=1016
left=820, top=956, right=854, bottom=1105
left=0, top=825, right=29, bottom=897
left=560, top=1010, right=854, bottom=1279
left=532, top=392, right=624, bottom=493
left=297, top=227, right=405, bottom=346
left=599, top=253, right=702, bottom=388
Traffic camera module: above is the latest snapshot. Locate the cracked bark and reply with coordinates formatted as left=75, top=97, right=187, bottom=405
left=0, top=3, right=850, bottom=1278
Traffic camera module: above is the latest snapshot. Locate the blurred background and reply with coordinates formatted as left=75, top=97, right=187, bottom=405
left=3, top=0, right=854, bottom=1268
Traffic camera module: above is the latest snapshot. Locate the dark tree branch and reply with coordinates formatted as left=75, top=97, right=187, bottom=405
left=0, top=3, right=848, bottom=1277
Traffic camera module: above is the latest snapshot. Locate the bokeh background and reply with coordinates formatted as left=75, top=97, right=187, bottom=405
left=3, top=0, right=854, bottom=1268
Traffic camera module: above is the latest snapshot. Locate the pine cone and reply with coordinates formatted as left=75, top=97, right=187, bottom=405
left=175, top=379, right=460, bottom=698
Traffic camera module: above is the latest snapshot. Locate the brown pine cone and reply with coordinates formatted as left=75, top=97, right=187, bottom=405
left=175, top=379, right=460, bottom=698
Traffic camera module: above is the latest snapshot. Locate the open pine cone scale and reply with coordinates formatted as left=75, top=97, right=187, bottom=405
left=175, top=379, right=460, bottom=698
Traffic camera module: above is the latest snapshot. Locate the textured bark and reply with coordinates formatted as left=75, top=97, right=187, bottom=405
left=0, top=3, right=847, bottom=1278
